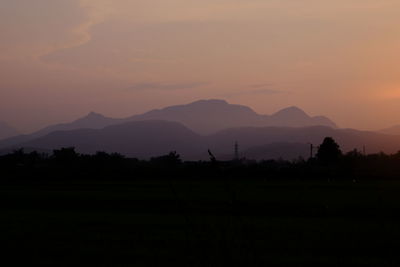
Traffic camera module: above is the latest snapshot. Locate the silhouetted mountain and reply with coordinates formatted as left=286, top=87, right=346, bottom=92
left=0, top=112, right=121, bottom=149
left=4, top=120, right=400, bottom=160
left=207, top=126, right=400, bottom=159
left=127, top=99, right=264, bottom=134
left=40, top=112, right=120, bottom=133
left=380, top=125, right=400, bottom=135
left=8, top=120, right=202, bottom=159
left=269, top=106, right=336, bottom=128
left=0, top=121, right=19, bottom=140
left=128, top=100, right=337, bottom=134
left=0, top=99, right=337, bottom=149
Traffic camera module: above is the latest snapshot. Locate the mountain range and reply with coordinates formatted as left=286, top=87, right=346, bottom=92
left=0, top=99, right=336, bottom=147
left=125, top=99, right=337, bottom=134
left=2, top=99, right=400, bottom=160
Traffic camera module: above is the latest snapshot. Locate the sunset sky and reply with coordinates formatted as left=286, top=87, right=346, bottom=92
left=1, top=0, right=400, bottom=132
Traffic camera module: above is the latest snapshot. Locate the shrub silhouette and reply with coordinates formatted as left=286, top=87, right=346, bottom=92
left=53, top=147, right=79, bottom=163
left=151, top=151, right=182, bottom=165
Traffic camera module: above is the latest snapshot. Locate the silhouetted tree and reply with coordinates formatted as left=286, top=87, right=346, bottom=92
left=393, top=151, right=400, bottom=160
left=316, top=137, right=342, bottom=163
left=151, top=151, right=181, bottom=165
left=346, top=149, right=363, bottom=158
left=53, top=147, right=79, bottom=163
left=9, top=149, right=26, bottom=164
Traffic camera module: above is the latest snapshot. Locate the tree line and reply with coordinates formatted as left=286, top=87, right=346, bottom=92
left=1, top=137, right=400, bottom=182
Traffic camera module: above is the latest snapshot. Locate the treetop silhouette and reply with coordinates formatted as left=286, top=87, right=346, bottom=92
left=316, top=137, right=342, bottom=163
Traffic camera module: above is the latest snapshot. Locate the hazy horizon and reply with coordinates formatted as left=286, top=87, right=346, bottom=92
left=1, top=0, right=400, bottom=132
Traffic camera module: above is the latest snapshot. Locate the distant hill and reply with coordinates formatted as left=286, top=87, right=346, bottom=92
left=0, top=121, right=19, bottom=140
left=42, top=112, right=120, bottom=132
left=268, top=106, right=335, bottom=129
left=6, top=120, right=203, bottom=159
left=0, top=112, right=122, bottom=149
left=0, top=99, right=337, bottom=149
left=207, top=126, right=400, bottom=159
left=3, top=120, right=400, bottom=160
left=379, top=125, right=400, bottom=136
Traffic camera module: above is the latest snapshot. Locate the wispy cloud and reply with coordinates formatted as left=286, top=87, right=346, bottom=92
left=126, top=82, right=209, bottom=91
left=37, top=0, right=113, bottom=63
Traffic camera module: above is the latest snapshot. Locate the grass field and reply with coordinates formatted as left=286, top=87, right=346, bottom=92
left=2, top=179, right=400, bottom=266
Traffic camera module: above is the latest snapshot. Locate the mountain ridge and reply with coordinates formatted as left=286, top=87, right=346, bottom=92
left=0, top=99, right=337, bottom=148
left=379, top=125, right=400, bottom=136
left=126, top=99, right=337, bottom=133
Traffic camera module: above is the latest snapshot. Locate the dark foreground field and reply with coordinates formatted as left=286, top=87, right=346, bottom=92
left=2, top=179, right=400, bottom=266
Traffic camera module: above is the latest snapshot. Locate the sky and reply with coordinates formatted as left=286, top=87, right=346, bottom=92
left=1, top=0, right=400, bottom=133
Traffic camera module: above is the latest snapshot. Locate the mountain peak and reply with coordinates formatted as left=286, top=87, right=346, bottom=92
left=273, top=106, right=309, bottom=118
left=69, top=111, right=114, bottom=128
left=189, top=99, right=229, bottom=106
left=86, top=112, right=105, bottom=118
